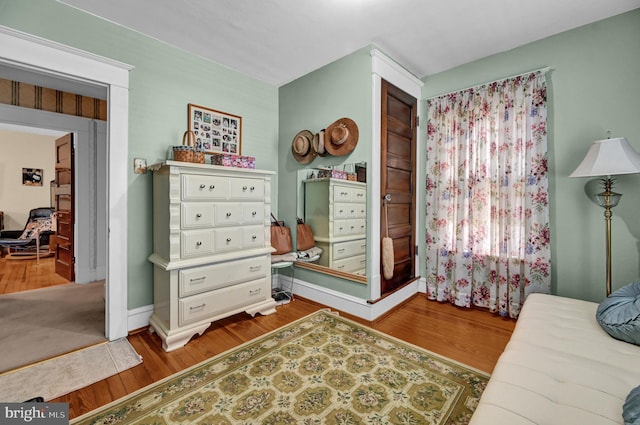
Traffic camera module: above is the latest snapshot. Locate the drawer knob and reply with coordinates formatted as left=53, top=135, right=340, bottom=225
left=226, top=212, right=232, bottom=217
left=249, top=288, right=262, bottom=295
left=190, top=303, right=206, bottom=311
left=226, top=237, right=232, bottom=242
left=250, top=265, right=261, bottom=271
left=339, top=210, right=344, bottom=213
left=196, top=241, right=202, bottom=246
left=252, top=211, right=257, bottom=216
left=243, top=185, right=248, bottom=190
left=351, top=210, right=355, bottom=213
left=199, top=184, right=206, bottom=189
left=196, top=213, right=202, bottom=218
left=338, top=248, right=345, bottom=253
left=209, top=185, right=215, bottom=190
left=250, top=186, right=255, bottom=191
left=252, top=235, right=257, bottom=240
left=190, top=276, right=206, bottom=282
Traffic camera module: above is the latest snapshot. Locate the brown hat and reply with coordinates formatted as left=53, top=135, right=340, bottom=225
left=324, top=118, right=358, bottom=156
left=291, top=130, right=316, bottom=163
left=312, top=129, right=328, bottom=157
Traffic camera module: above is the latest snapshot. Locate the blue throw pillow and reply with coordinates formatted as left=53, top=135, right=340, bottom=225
left=624, top=385, right=640, bottom=425
left=596, top=282, right=640, bottom=345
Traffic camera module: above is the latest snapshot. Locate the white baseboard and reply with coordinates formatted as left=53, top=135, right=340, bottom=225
left=128, top=275, right=428, bottom=331
left=291, top=275, right=427, bottom=321
left=127, top=304, right=154, bottom=332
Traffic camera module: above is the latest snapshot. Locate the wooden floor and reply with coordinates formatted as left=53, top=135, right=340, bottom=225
left=53, top=294, right=516, bottom=420
left=0, top=255, right=69, bottom=294
left=1, top=256, right=516, bottom=420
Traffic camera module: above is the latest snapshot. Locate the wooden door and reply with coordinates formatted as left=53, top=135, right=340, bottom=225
left=380, top=80, right=417, bottom=294
left=54, top=133, right=74, bottom=281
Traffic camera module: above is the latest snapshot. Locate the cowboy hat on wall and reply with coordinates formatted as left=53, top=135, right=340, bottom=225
left=324, top=118, right=358, bottom=157
left=291, top=129, right=317, bottom=164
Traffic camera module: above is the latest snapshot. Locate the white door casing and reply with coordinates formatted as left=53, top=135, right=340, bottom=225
left=0, top=25, right=133, bottom=340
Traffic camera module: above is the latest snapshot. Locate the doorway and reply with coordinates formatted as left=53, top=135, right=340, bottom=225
left=380, top=79, right=418, bottom=295
left=1, top=25, right=132, bottom=340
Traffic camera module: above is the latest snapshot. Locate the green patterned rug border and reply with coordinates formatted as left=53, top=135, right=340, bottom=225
left=72, top=309, right=489, bottom=425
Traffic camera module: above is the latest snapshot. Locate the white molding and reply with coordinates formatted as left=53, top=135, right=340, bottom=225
left=369, top=48, right=424, bottom=302
left=128, top=304, right=154, bottom=332
left=293, top=276, right=419, bottom=321
left=0, top=26, right=133, bottom=87
left=0, top=24, right=133, bottom=341
left=370, top=48, right=423, bottom=98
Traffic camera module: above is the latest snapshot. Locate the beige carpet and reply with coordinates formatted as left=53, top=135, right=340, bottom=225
left=0, top=338, right=142, bottom=402
left=0, top=281, right=106, bottom=372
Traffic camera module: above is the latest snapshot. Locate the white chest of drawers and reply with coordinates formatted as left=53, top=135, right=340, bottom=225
left=304, top=178, right=367, bottom=275
left=148, top=161, right=276, bottom=351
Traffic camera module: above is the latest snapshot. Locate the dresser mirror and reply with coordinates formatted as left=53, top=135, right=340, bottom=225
left=295, top=163, right=368, bottom=283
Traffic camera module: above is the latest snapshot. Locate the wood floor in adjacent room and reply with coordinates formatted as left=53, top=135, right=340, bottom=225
left=51, top=293, right=516, bottom=420
left=0, top=255, right=69, bottom=294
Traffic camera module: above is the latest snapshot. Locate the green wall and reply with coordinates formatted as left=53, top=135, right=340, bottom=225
left=0, top=0, right=279, bottom=309
left=422, top=9, right=640, bottom=302
left=279, top=46, right=373, bottom=299
left=2, top=1, right=638, bottom=309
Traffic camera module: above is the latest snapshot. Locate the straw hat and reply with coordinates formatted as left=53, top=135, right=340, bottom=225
left=324, top=118, right=359, bottom=156
left=291, top=130, right=316, bottom=163
left=312, top=130, right=328, bottom=157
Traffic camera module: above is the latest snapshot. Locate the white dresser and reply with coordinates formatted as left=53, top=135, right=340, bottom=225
left=148, top=161, right=276, bottom=351
left=304, top=178, right=366, bottom=275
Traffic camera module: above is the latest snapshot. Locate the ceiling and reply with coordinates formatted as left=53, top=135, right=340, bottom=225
left=59, top=1, right=639, bottom=86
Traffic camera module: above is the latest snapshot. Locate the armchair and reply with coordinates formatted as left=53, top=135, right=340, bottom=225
left=0, top=207, right=55, bottom=260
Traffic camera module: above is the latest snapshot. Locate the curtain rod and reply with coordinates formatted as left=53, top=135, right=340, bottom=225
left=426, top=66, right=551, bottom=100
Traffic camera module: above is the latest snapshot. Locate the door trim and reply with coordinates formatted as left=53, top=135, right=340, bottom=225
left=370, top=49, right=423, bottom=301
left=0, top=25, right=133, bottom=340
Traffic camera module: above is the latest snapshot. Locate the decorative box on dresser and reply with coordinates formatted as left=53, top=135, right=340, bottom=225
left=147, top=161, right=277, bottom=351
left=304, top=178, right=367, bottom=275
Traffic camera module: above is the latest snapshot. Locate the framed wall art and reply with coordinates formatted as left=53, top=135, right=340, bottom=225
left=22, top=168, right=43, bottom=186
left=187, top=103, right=242, bottom=155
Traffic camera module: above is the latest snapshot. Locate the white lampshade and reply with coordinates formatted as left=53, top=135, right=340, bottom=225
left=570, top=137, right=640, bottom=178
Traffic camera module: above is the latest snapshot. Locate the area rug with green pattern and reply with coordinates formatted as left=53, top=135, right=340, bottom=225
left=72, top=310, right=488, bottom=425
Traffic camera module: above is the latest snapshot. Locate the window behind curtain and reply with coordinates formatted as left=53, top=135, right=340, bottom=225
left=425, top=71, right=550, bottom=318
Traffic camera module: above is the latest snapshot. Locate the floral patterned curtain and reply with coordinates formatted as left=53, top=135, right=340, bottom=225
left=425, top=71, right=550, bottom=318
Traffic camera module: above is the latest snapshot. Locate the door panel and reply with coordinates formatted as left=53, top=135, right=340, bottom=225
left=55, top=134, right=74, bottom=282
left=380, top=80, right=417, bottom=294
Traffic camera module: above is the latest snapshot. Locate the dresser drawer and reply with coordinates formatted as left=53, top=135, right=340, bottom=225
left=230, top=178, right=264, bottom=200
left=333, top=219, right=366, bottom=237
left=333, top=185, right=366, bottom=203
left=182, top=175, right=229, bottom=200
left=242, top=225, right=265, bottom=248
left=332, top=238, right=366, bottom=260
left=213, top=227, right=243, bottom=252
left=242, top=204, right=263, bottom=224
left=181, top=203, right=215, bottom=228
left=179, top=277, right=269, bottom=326
left=181, top=230, right=215, bottom=258
left=332, top=254, right=366, bottom=273
left=334, top=203, right=360, bottom=219
left=214, top=204, right=244, bottom=226
left=179, top=255, right=269, bottom=297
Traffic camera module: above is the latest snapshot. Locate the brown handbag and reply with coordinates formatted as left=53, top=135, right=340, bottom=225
left=270, top=213, right=292, bottom=255
left=296, top=218, right=315, bottom=251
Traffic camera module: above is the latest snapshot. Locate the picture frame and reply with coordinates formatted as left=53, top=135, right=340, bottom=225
left=22, top=168, right=43, bottom=186
left=187, top=103, right=242, bottom=155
